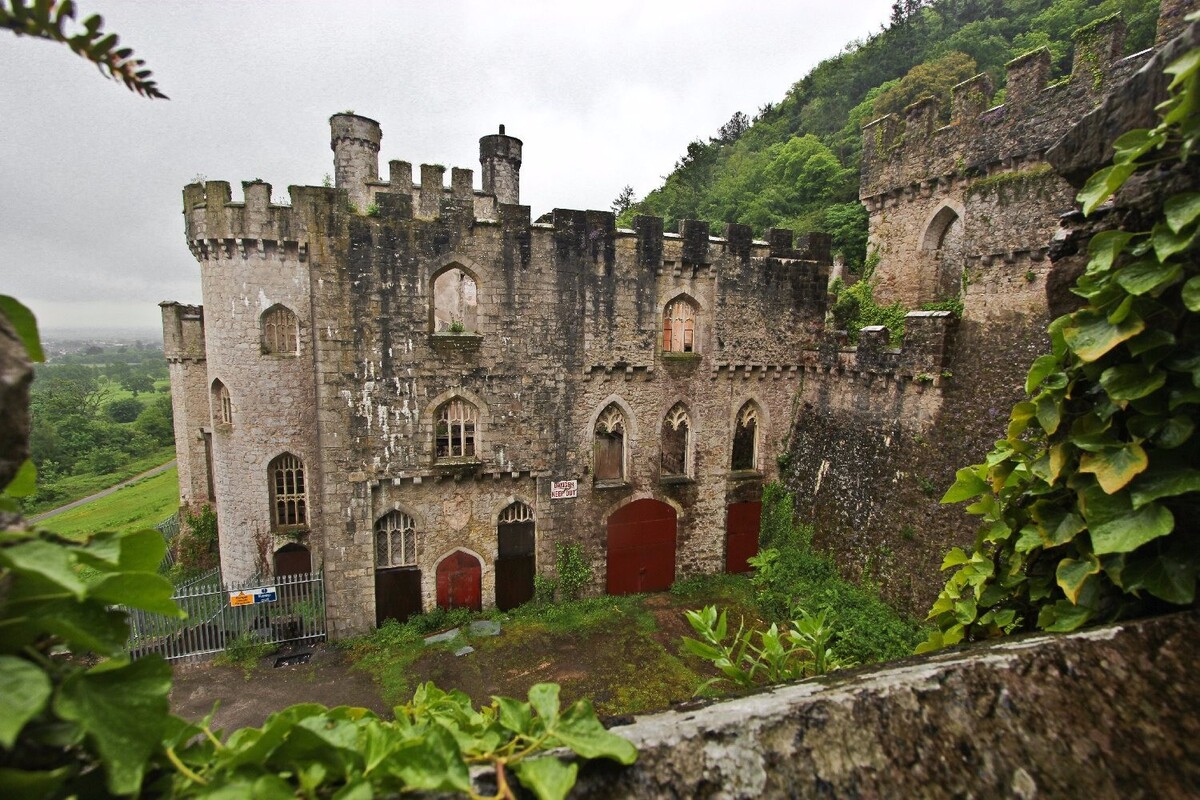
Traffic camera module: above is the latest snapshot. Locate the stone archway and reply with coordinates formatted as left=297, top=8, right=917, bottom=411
left=606, top=498, right=677, bottom=595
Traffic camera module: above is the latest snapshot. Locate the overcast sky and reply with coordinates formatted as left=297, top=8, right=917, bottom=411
left=0, top=0, right=895, bottom=334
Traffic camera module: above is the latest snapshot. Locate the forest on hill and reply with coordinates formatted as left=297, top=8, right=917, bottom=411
left=620, top=0, right=1160, bottom=270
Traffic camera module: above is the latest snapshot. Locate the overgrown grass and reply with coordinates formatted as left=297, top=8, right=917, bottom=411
left=753, top=483, right=926, bottom=665
left=37, top=466, right=179, bottom=539
left=502, top=593, right=654, bottom=635
left=213, top=633, right=277, bottom=679
left=26, top=446, right=176, bottom=515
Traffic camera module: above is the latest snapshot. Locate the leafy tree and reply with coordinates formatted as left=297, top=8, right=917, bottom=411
left=121, top=372, right=154, bottom=396
left=106, top=396, right=143, bottom=423
left=610, top=184, right=635, bottom=215
left=134, top=393, right=174, bottom=446
left=715, top=110, right=751, bottom=143
left=871, top=51, right=979, bottom=120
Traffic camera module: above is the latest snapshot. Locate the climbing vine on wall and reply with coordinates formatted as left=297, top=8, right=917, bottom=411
left=920, top=41, right=1200, bottom=652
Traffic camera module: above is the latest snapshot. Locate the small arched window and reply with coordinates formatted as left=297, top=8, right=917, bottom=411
left=662, top=403, right=691, bottom=477
left=269, top=453, right=307, bottom=528
left=662, top=298, right=697, bottom=353
left=436, top=398, right=478, bottom=460
left=498, top=501, right=534, bottom=524
left=594, top=405, right=627, bottom=483
left=262, top=305, right=299, bottom=355
left=432, top=267, right=479, bottom=333
left=731, top=403, right=759, bottom=472
left=212, top=379, right=232, bottom=425
left=375, top=510, right=417, bottom=568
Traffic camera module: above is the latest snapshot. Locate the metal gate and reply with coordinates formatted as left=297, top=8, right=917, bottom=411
left=606, top=498, right=676, bottom=595
left=436, top=550, right=482, bottom=611
left=126, top=569, right=326, bottom=661
left=725, top=501, right=762, bottom=573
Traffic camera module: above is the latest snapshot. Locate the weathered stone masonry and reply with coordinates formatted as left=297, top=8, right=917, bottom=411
left=163, top=118, right=960, bottom=637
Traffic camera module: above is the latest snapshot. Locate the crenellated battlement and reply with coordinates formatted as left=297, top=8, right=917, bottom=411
left=159, top=301, right=205, bottom=362
left=861, top=15, right=1148, bottom=200
left=813, top=311, right=957, bottom=382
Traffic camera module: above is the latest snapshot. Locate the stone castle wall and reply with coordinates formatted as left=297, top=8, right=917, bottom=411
left=160, top=302, right=212, bottom=516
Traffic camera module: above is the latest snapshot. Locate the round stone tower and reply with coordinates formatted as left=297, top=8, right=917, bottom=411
left=479, top=124, right=522, bottom=205
left=330, top=112, right=381, bottom=210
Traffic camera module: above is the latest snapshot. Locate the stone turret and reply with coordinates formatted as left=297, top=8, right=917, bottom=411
left=479, top=124, right=522, bottom=205
left=330, top=112, right=381, bottom=210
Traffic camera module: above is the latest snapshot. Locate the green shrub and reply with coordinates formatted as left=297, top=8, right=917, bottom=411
left=829, top=279, right=909, bottom=344
left=213, top=633, right=276, bottom=678
left=555, top=542, right=593, bottom=600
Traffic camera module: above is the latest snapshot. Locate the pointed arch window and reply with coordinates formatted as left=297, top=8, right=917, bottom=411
left=731, top=403, right=759, bottom=472
left=261, top=305, right=299, bottom=355
left=594, top=405, right=627, bottom=483
left=662, top=298, right=697, bottom=353
left=436, top=398, right=478, bottom=460
left=661, top=403, right=691, bottom=478
left=269, top=453, right=307, bottom=528
left=212, top=379, right=232, bottom=425
left=498, top=501, right=534, bottom=524
left=432, top=267, right=479, bottom=333
left=375, top=510, right=417, bottom=568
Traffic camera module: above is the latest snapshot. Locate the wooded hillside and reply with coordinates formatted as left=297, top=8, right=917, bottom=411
left=622, top=0, right=1160, bottom=270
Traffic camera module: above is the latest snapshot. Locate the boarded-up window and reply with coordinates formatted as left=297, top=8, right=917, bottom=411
left=436, top=398, right=477, bottom=459
left=432, top=268, right=479, bottom=332
left=212, top=380, right=232, bottom=425
left=594, top=405, right=626, bottom=482
left=269, top=453, right=307, bottom=527
left=731, top=404, right=759, bottom=472
left=262, top=305, right=298, bottom=355
left=662, top=298, right=696, bottom=353
left=661, top=403, right=690, bottom=477
left=375, top=510, right=417, bottom=567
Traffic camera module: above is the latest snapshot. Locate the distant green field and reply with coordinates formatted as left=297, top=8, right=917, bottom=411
left=25, top=447, right=176, bottom=514
left=38, top=467, right=180, bottom=539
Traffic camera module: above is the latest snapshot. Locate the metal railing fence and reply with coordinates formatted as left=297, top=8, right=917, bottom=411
left=127, top=570, right=325, bottom=661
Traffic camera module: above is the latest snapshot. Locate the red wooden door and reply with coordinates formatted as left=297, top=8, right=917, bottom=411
left=606, top=499, right=676, bottom=595
left=274, top=543, right=312, bottom=577
left=726, top=501, right=761, bottom=573
left=496, top=521, right=536, bottom=611
left=436, top=550, right=482, bottom=611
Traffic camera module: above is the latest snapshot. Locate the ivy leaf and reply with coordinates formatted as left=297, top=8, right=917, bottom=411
left=115, top=527, right=169, bottom=572
left=1151, top=220, right=1196, bottom=261
left=54, top=657, right=173, bottom=795
left=1122, top=538, right=1198, bottom=604
left=1182, top=275, right=1200, bottom=311
left=3, top=460, right=37, bottom=498
left=0, top=295, right=45, bottom=361
left=1130, top=465, right=1200, bottom=509
left=1165, top=191, right=1200, bottom=233
left=1099, top=363, right=1166, bottom=401
left=1047, top=443, right=1070, bottom=485
left=493, top=695, right=533, bottom=734
left=1090, top=503, right=1174, bottom=555
left=513, top=757, right=580, bottom=800
left=89, top=572, right=184, bottom=616
left=1025, top=355, right=1061, bottom=394
left=1079, top=444, right=1149, bottom=494
left=0, top=656, right=52, bottom=748
left=383, top=724, right=472, bottom=793
left=549, top=700, right=637, bottom=764
left=1063, top=310, right=1144, bottom=362
left=1115, top=258, right=1181, bottom=295
left=0, top=539, right=87, bottom=599
left=1079, top=163, right=1136, bottom=215
left=1036, top=394, right=1062, bottom=435
left=942, top=467, right=990, bottom=504
left=941, top=547, right=971, bottom=569
left=1041, top=599, right=1093, bottom=632
left=528, top=684, right=561, bottom=727
left=1156, top=415, right=1194, bottom=448
left=1056, top=555, right=1100, bottom=604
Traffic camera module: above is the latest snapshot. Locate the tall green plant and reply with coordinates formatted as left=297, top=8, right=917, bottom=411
left=920, top=43, right=1200, bottom=651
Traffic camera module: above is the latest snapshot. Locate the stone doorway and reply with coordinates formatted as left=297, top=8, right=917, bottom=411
left=436, top=550, right=482, bottom=611
left=375, top=567, right=422, bottom=625
left=606, top=498, right=676, bottom=595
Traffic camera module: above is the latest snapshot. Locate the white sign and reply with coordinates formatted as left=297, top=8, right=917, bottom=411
left=550, top=479, right=578, bottom=499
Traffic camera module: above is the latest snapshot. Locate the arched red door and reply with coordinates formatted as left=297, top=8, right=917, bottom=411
left=725, top=501, right=761, bottom=573
left=436, top=550, right=482, bottom=611
left=606, top=499, right=676, bottom=595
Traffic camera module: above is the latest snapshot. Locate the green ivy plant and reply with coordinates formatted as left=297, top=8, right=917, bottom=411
left=919, top=44, right=1200, bottom=652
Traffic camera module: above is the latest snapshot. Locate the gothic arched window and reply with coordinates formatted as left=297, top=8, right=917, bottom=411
left=261, top=305, right=299, bottom=355
left=661, top=403, right=691, bottom=477
left=375, top=510, right=417, bottom=568
left=269, top=453, right=307, bottom=528
left=662, top=298, right=697, bottom=353
left=594, top=405, right=627, bottom=483
left=731, top=403, right=759, bottom=472
left=436, top=398, right=478, bottom=460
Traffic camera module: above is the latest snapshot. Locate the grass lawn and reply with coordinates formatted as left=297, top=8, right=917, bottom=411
left=38, top=466, right=180, bottom=539
left=25, top=446, right=176, bottom=515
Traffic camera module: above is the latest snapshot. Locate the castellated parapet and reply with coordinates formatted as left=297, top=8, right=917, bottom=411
left=859, top=15, right=1148, bottom=310
left=168, top=116, right=832, bottom=637
left=160, top=302, right=212, bottom=516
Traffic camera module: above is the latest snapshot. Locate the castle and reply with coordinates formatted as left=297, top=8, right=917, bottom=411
left=163, top=6, right=1185, bottom=635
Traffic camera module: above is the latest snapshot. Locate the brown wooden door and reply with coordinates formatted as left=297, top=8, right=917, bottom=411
left=606, top=499, right=676, bottom=595
left=375, top=567, right=422, bottom=625
left=437, top=550, right=482, bottom=611
left=496, top=521, right=535, bottom=611
left=725, top=501, right=761, bottom=573
left=274, top=543, right=312, bottom=577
